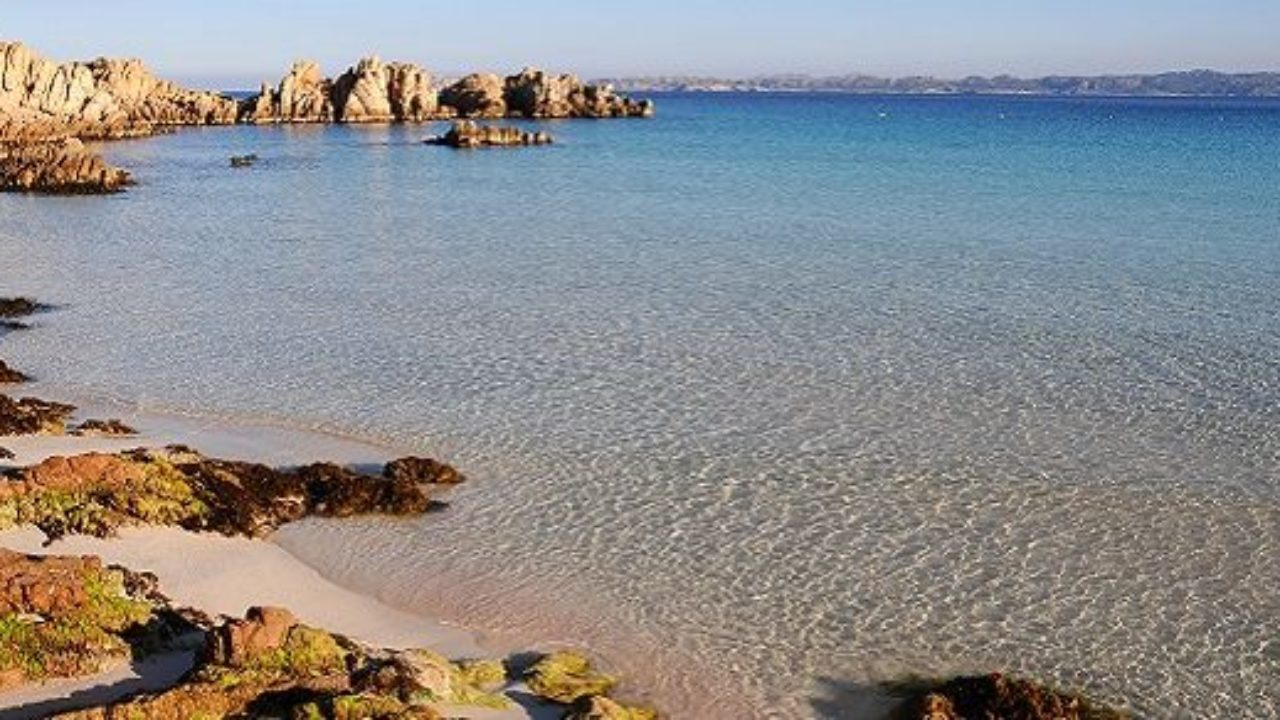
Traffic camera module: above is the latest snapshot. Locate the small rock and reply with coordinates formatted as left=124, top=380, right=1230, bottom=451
left=426, top=121, right=553, bottom=148
left=0, top=360, right=29, bottom=384
left=229, top=153, right=258, bottom=168
left=384, top=456, right=465, bottom=485
left=70, top=418, right=138, bottom=437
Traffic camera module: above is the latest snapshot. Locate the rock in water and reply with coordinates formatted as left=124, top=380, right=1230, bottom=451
left=505, top=68, right=655, bottom=118
left=240, top=60, right=334, bottom=123
left=426, top=121, right=553, bottom=148
left=70, top=418, right=139, bottom=437
left=0, top=138, right=132, bottom=194
left=0, top=360, right=29, bottom=383
left=0, top=394, right=75, bottom=435
left=899, top=673, right=1126, bottom=720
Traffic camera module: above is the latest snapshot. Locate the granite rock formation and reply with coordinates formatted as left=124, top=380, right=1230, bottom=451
left=426, top=121, right=553, bottom=148
left=438, top=72, right=508, bottom=118
left=1, top=42, right=237, bottom=137
left=504, top=69, right=655, bottom=118
left=240, top=60, right=334, bottom=123
left=0, top=137, right=132, bottom=193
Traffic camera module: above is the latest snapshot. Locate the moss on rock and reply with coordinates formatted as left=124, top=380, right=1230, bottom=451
left=524, top=650, right=618, bottom=704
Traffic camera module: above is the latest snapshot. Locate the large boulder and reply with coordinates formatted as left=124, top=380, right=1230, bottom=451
left=439, top=73, right=507, bottom=118
left=333, top=56, right=395, bottom=123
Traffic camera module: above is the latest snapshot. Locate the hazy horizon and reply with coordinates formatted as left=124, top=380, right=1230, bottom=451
left=6, top=0, right=1279, bottom=90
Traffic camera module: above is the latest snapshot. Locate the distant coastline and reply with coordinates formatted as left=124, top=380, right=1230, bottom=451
left=595, top=69, right=1280, bottom=97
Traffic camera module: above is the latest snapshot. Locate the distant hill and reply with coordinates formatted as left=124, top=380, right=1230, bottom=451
left=595, top=70, right=1280, bottom=97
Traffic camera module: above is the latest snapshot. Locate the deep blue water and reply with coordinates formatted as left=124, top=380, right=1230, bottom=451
left=2, top=93, right=1278, bottom=718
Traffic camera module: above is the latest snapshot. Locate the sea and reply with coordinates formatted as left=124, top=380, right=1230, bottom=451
left=2, top=93, right=1278, bottom=718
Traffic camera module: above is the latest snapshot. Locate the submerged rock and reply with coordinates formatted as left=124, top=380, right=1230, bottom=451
left=229, top=153, right=258, bottom=168
left=426, top=121, right=553, bottom=148
left=0, top=447, right=13, bottom=460
left=896, top=673, right=1126, bottom=720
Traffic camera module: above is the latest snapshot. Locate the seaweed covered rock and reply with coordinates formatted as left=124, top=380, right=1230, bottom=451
left=898, top=673, right=1127, bottom=720
left=54, top=606, right=512, bottom=719
left=0, top=359, right=29, bottom=383
left=0, top=297, right=44, bottom=318
left=524, top=651, right=618, bottom=704
left=0, top=394, right=76, bottom=435
left=426, top=121, right=552, bottom=148
left=0, top=548, right=163, bottom=689
left=384, top=456, right=465, bottom=486
left=0, top=446, right=456, bottom=540
left=70, top=419, right=139, bottom=437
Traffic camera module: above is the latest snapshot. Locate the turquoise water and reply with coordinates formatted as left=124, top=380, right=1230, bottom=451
left=2, top=94, right=1279, bottom=718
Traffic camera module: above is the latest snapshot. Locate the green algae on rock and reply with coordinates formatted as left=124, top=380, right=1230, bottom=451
left=0, top=548, right=172, bottom=689
left=0, top=447, right=461, bottom=541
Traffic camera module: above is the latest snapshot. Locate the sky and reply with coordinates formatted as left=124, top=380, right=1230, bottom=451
left=6, top=0, right=1279, bottom=89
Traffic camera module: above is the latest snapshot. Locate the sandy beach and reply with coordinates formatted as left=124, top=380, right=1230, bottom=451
left=0, top=408, right=557, bottom=719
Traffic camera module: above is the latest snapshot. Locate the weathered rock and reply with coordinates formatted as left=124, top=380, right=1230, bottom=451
left=0, top=42, right=237, bottom=136
left=426, top=121, right=553, bottom=148
left=205, top=605, right=299, bottom=666
left=898, top=673, right=1126, bottom=720
left=241, top=60, right=335, bottom=123
left=505, top=69, right=655, bottom=119
left=385, top=62, right=441, bottom=122
left=0, top=393, right=75, bottom=435
left=0, top=138, right=132, bottom=194
left=439, top=73, right=508, bottom=118
left=229, top=153, right=258, bottom=168
left=70, top=418, right=139, bottom=437
left=0, top=359, right=29, bottom=383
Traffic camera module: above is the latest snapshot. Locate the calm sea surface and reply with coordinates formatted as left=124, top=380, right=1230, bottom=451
left=2, top=94, right=1278, bottom=718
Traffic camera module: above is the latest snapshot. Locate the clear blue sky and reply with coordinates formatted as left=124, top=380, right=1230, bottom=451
left=8, top=0, right=1279, bottom=88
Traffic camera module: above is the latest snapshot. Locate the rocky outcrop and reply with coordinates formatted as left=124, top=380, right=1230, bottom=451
left=1, top=42, right=237, bottom=137
left=243, top=57, right=445, bottom=124
left=0, top=446, right=458, bottom=540
left=426, top=121, right=553, bottom=148
left=240, top=60, right=334, bottom=124
left=0, top=297, right=45, bottom=318
left=438, top=73, right=508, bottom=118
left=0, top=137, right=132, bottom=193
left=897, top=673, right=1126, bottom=720
left=505, top=69, right=655, bottom=119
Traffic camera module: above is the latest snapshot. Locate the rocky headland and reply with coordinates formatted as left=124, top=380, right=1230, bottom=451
left=0, top=41, right=653, bottom=193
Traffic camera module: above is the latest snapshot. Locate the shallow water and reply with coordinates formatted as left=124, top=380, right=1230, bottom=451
left=2, top=94, right=1279, bottom=718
